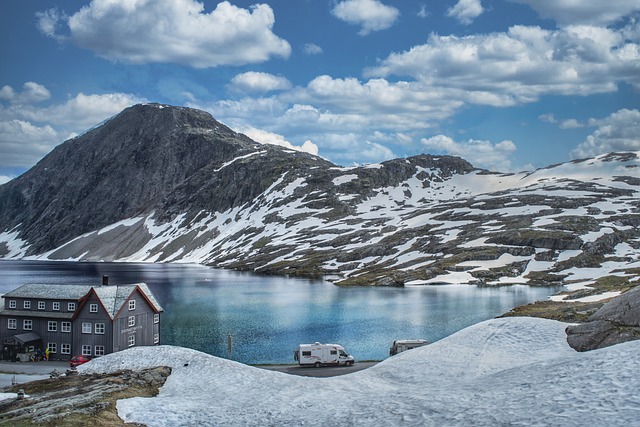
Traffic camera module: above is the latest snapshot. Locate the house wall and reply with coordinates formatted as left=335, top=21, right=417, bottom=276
left=113, top=289, right=160, bottom=352
left=73, top=293, right=114, bottom=358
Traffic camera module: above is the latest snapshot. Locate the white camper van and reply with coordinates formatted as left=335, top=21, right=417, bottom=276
left=389, top=339, right=429, bottom=356
left=294, top=342, right=354, bottom=367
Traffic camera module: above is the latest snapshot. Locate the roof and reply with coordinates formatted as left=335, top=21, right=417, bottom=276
left=1, top=332, right=42, bottom=345
left=3, top=282, right=163, bottom=320
left=91, top=283, right=163, bottom=320
left=3, top=284, right=94, bottom=300
left=0, top=309, right=73, bottom=319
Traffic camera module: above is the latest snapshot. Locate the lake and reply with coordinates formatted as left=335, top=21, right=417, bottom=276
left=0, top=260, right=560, bottom=364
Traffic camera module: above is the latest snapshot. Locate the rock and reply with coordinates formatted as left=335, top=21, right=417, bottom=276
left=566, top=285, right=640, bottom=351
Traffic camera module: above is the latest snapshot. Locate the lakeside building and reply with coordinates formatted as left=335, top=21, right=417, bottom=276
left=0, top=277, right=163, bottom=362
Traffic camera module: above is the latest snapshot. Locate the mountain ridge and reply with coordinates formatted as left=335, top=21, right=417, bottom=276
left=1, top=104, right=639, bottom=292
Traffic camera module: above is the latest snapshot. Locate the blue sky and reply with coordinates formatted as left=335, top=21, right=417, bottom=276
left=1, top=0, right=639, bottom=183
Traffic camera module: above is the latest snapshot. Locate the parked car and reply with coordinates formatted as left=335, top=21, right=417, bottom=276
left=69, top=355, right=91, bottom=368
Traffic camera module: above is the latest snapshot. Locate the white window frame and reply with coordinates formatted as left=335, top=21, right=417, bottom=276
left=89, top=303, right=98, bottom=313
left=48, top=321, right=57, bottom=332
left=23, top=319, right=33, bottom=330
left=61, top=321, right=71, bottom=333
left=23, top=301, right=31, bottom=309
left=154, top=333, right=159, bottom=344
left=9, top=300, right=16, bottom=309
left=68, top=302, right=76, bottom=311
left=47, top=343, right=57, bottom=354
left=8, top=319, right=17, bottom=330
left=128, top=299, right=136, bottom=311
left=81, top=345, right=91, bottom=356
left=61, top=343, right=71, bottom=354
left=82, top=322, right=92, bottom=334
left=128, top=335, right=135, bottom=347
left=53, top=302, right=60, bottom=311
left=154, top=313, right=159, bottom=324
left=38, top=301, right=46, bottom=310
left=128, top=316, right=135, bottom=327
left=95, top=323, right=105, bottom=334
left=95, top=345, right=105, bottom=356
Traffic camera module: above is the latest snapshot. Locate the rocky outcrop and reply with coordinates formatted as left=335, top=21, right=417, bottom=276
left=566, top=285, right=640, bottom=351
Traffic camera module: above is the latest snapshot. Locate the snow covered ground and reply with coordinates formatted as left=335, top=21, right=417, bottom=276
left=79, top=317, right=640, bottom=426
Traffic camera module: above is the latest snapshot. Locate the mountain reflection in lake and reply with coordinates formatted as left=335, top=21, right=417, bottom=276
left=0, top=261, right=560, bottom=364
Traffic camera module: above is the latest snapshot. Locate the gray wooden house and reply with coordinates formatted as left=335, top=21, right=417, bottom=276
left=0, top=278, right=162, bottom=362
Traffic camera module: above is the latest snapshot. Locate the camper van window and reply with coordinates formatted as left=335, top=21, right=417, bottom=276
left=302, top=351, right=311, bottom=356
left=340, top=350, right=347, bottom=356
left=330, top=350, right=337, bottom=355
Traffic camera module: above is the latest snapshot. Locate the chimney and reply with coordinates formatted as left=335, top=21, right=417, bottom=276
left=102, top=275, right=109, bottom=286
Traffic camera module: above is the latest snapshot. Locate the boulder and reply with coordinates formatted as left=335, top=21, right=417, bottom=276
left=566, top=285, right=640, bottom=351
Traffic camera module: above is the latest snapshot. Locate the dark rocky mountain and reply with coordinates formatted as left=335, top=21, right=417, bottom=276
left=1, top=104, right=639, bottom=300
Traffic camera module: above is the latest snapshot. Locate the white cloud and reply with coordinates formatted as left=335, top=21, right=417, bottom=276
left=366, top=24, right=640, bottom=105
left=0, top=83, right=144, bottom=171
left=421, top=134, right=517, bottom=171
left=507, top=0, right=640, bottom=26
left=238, top=126, right=319, bottom=156
left=38, top=0, right=291, bottom=68
left=303, top=43, right=324, bottom=55
left=0, top=175, right=13, bottom=185
left=447, top=0, right=484, bottom=25
left=538, top=113, right=584, bottom=129
left=572, top=109, right=640, bottom=158
left=418, top=5, right=429, bottom=18
left=229, top=72, right=292, bottom=94
left=331, top=0, right=400, bottom=36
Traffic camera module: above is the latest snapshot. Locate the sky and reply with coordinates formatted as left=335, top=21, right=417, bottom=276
left=1, top=0, right=639, bottom=184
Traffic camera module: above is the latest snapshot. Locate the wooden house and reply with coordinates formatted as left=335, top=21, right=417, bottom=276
left=0, top=277, right=163, bottom=362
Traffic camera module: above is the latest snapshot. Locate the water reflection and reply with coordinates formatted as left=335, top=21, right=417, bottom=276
left=0, top=260, right=560, bottom=364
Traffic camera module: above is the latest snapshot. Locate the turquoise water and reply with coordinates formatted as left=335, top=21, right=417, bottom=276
left=0, top=260, right=559, bottom=364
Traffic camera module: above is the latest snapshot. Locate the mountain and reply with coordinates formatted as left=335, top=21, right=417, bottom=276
left=1, top=104, right=639, bottom=291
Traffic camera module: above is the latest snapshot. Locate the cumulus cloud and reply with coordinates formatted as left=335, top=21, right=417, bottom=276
left=572, top=109, right=640, bottom=158
left=331, top=0, right=400, bottom=36
left=37, top=0, right=291, bottom=68
left=447, top=0, right=484, bottom=25
left=507, top=0, right=640, bottom=26
left=238, top=126, right=319, bottom=156
left=229, top=72, right=292, bottom=94
left=538, top=113, right=584, bottom=129
left=366, top=24, right=640, bottom=105
left=421, top=134, right=517, bottom=171
left=0, top=83, right=144, bottom=171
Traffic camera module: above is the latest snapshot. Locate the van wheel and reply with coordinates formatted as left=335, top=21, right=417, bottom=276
left=346, top=361, right=353, bottom=367
left=314, top=362, right=321, bottom=368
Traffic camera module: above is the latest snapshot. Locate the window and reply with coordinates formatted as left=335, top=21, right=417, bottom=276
left=8, top=319, right=17, bottom=330
left=301, top=351, right=311, bottom=356
left=47, top=343, right=57, bottom=354
left=82, top=322, right=92, bottom=334
left=23, top=301, right=31, bottom=309
left=53, top=302, right=60, bottom=311
left=23, top=319, right=32, bottom=330
left=62, top=321, right=71, bottom=333
left=128, top=299, right=136, bottom=311
left=154, top=313, right=159, bottom=324
left=48, top=321, right=57, bottom=332
left=82, top=345, right=91, bottom=356
left=9, top=300, right=16, bottom=309
left=61, top=343, right=71, bottom=354
left=38, top=301, right=46, bottom=310
left=95, top=323, right=105, bottom=334
left=95, top=346, right=105, bottom=356
left=128, top=316, right=135, bottom=327
left=68, top=302, right=76, bottom=311
left=128, top=335, right=135, bottom=347
left=89, top=303, right=98, bottom=313
left=154, top=333, right=159, bottom=344
left=330, top=350, right=337, bottom=355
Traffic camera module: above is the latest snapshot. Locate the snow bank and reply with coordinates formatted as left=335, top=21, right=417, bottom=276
left=79, top=317, right=640, bottom=426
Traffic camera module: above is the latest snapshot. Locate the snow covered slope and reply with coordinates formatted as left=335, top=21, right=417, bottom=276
left=80, top=317, right=640, bottom=426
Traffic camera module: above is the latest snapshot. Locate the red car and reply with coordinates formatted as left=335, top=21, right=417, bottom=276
left=69, top=355, right=91, bottom=368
